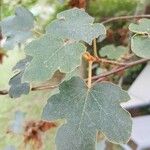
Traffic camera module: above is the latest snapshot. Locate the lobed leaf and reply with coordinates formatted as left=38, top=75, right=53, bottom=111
left=0, top=7, right=34, bottom=50
left=9, top=56, right=32, bottom=98
left=46, top=8, right=106, bottom=45
left=42, top=77, right=132, bottom=150
left=100, top=45, right=128, bottom=60
left=23, top=35, right=85, bottom=82
left=131, top=35, right=150, bottom=58
left=129, top=18, right=150, bottom=34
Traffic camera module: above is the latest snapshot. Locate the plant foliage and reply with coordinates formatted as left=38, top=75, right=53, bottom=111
left=1, top=4, right=150, bottom=150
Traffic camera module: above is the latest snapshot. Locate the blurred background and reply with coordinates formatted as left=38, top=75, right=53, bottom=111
left=0, top=0, right=150, bottom=149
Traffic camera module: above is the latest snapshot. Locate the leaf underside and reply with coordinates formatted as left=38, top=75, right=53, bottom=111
left=42, top=77, right=132, bottom=150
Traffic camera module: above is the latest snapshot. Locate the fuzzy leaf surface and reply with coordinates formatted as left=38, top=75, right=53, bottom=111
left=131, top=35, right=150, bottom=58
left=42, top=77, right=132, bottom=150
left=0, top=7, right=34, bottom=50
left=46, top=8, right=106, bottom=45
left=23, top=35, right=85, bottom=82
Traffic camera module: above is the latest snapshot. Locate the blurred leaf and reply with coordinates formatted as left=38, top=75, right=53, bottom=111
left=9, top=111, right=26, bottom=134
left=57, top=0, right=65, bottom=3
left=131, top=35, right=150, bottom=58
left=129, top=18, right=150, bottom=34
left=42, top=77, right=132, bottom=150
left=0, top=7, right=34, bottom=50
left=100, top=45, right=128, bottom=60
left=46, top=8, right=106, bottom=45
left=4, top=145, right=16, bottom=150
left=9, top=56, right=32, bottom=98
left=9, top=72, right=30, bottom=98
left=87, top=0, right=137, bottom=20
left=97, top=34, right=106, bottom=42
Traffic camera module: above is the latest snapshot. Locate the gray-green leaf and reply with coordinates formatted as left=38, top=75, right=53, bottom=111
left=23, top=35, right=85, bottom=82
left=129, top=18, right=150, bottom=34
left=131, top=35, right=150, bottom=58
left=100, top=45, right=128, bottom=60
left=42, top=77, right=132, bottom=150
left=9, top=56, right=32, bottom=98
left=0, top=7, right=34, bottom=50
left=46, top=8, right=106, bottom=45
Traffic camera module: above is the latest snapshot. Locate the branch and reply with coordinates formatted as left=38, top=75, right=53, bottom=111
left=0, top=58, right=149, bottom=96
left=101, top=14, right=150, bottom=24
left=92, top=58, right=150, bottom=84
left=83, top=52, right=127, bottom=66
left=0, top=84, right=58, bottom=96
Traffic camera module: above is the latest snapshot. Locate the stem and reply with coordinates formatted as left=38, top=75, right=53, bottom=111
left=93, top=58, right=150, bottom=84
left=95, top=58, right=127, bottom=66
left=0, top=84, right=58, bottom=96
left=93, top=39, right=98, bottom=57
left=0, top=58, right=149, bottom=96
left=32, top=30, right=43, bottom=36
left=87, top=61, right=93, bottom=88
left=101, top=14, right=150, bottom=24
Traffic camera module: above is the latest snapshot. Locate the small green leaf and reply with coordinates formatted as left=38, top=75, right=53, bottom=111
left=9, top=56, right=32, bottom=98
left=100, top=45, right=128, bottom=60
left=23, top=35, right=85, bottom=82
left=42, top=77, right=132, bottom=150
left=131, top=35, right=150, bottom=58
left=129, top=18, right=150, bottom=34
left=46, top=8, right=106, bottom=45
left=0, top=7, right=34, bottom=50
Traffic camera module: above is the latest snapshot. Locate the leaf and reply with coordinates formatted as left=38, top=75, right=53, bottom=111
left=42, top=77, right=132, bottom=150
left=4, top=145, right=16, bottom=150
left=129, top=18, right=150, bottom=34
left=100, top=45, right=128, bottom=60
left=9, top=111, right=26, bottom=134
left=23, top=35, right=85, bottom=82
left=0, top=7, right=34, bottom=50
left=9, top=72, right=30, bottom=98
left=12, top=55, right=32, bottom=71
left=131, top=35, right=150, bottom=58
left=46, top=8, right=106, bottom=45
left=9, top=56, right=32, bottom=98
left=64, top=67, right=81, bottom=81
left=57, top=0, right=65, bottom=3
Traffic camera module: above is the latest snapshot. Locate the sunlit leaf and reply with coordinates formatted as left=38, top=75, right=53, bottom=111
left=42, top=77, right=132, bottom=150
